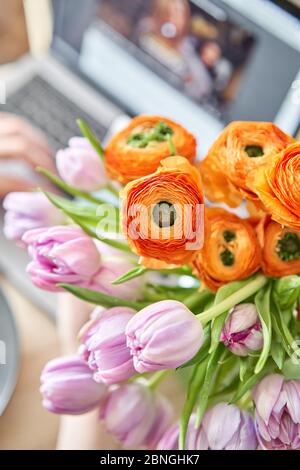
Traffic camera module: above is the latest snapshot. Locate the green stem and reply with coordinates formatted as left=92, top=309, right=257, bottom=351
left=147, top=370, right=171, bottom=390
left=77, top=119, right=104, bottom=159
left=37, top=167, right=106, bottom=205
left=59, top=283, right=148, bottom=310
left=197, top=274, right=268, bottom=325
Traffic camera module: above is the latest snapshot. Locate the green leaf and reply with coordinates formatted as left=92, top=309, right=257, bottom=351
left=274, top=275, right=300, bottom=310
left=178, top=325, right=210, bottom=370
left=195, top=344, right=223, bottom=427
left=44, top=191, right=100, bottom=220
left=179, top=360, right=208, bottom=450
left=230, top=359, right=274, bottom=403
left=209, top=311, right=227, bottom=353
left=112, top=266, right=147, bottom=285
left=213, top=354, right=239, bottom=391
left=239, top=356, right=251, bottom=381
left=209, top=375, right=240, bottom=405
left=77, top=119, right=104, bottom=159
left=271, top=300, right=296, bottom=358
left=282, top=359, right=300, bottom=380
left=44, top=191, right=119, bottom=221
left=254, top=284, right=272, bottom=374
left=270, top=338, right=286, bottom=370
left=59, top=283, right=147, bottom=310
left=65, top=213, right=131, bottom=253
left=37, top=167, right=105, bottom=204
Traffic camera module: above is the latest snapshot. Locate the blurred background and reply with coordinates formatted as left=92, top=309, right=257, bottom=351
left=0, top=0, right=299, bottom=449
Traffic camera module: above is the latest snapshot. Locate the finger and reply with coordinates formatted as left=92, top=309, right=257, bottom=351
left=0, top=136, right=56, bottom=172
left=0, top=176, right=34, bottom=198
left=0, top=113, right=52, bottom=157
left=23, top=141, right=56, bottom=173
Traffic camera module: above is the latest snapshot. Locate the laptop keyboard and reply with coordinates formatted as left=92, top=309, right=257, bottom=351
left=1, top=76, right=107, bottom=152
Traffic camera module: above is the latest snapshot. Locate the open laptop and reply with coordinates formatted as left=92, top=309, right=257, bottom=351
left=0, top=0, right=299, bottom=316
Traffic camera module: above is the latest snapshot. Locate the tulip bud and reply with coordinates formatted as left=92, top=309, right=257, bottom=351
left=126, top=300, right=204, bottom=373
left=253, top=374, right=300, bottom=450
left=100, top=382, right=156, bottom=447
left=56, top=137, right=107, bottom=191
left=79, top=306, right=136, bottom=385
left=22, top=226, right=102, bottom=291
left=220, top=303, right=263, bottom=357
left=3, top=192, right=65, bottom=245
left=40, top=355, right=106, bottom=414
left=158, top=404, right=257, bottom=450
left=144, top=395, right=173, bottom=449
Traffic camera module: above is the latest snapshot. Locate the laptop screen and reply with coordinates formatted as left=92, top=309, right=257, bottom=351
left=52, top=0, right=256, bottom=121
left=52, top=0, right=300, bottom=136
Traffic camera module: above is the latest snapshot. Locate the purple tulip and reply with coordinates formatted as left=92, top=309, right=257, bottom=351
left=100, top=382, right=156, bottom=447
left=40, top=355, right=107, bottom=415
left=253, top=374, right=300, bottom=450
left=158, top=404, right=257, bottom=450
left=79, top=306, right=136, bottom=385
left=88, top=241, right=147, bottom=301
left=220, top=303, right=263, bottom=357
left=157, top=415, right=206, bottom=450
left=22, top=226, right=102, bottom=291
left=144, top=395, right=173, bottom=449
left=157, top=422, right=180, bottom=450
left=199, top=402, right=257, bottom=450
left=3, top=192, right=65, bottom=245
left=56, top=137, right=107, bottom=191
left=126, top=300, right=204, bottom=373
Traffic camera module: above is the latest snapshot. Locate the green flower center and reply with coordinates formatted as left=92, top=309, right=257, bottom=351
left=220, top=249, right=235, bottom=266
left=245, top=145, right=264, bottom=158
left=153, top=201, right=176, bottom=228
left=127, top=121, right=174, bottom=148
left=276, top=232, right=300, bottom=262
left=223, top=230, right=236, bottom=242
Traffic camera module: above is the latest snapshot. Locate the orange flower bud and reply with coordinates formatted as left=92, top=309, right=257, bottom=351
left=105, top=115, right=196, bottom=184
left=247, top=143, right=300, bottom=230
left=200, top=122, right=294, bottom=207
left=256, top=215, right=300, bottom=277
left=192, top=208, right=261, bottom=291
left=121, top=156, right=204, bottom=266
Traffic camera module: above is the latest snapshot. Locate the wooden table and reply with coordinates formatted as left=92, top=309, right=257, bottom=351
left=0, top=277, right=59, bottom=450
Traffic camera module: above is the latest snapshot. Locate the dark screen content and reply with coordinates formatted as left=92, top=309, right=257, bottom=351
left=96, top=0, right=256, bottom=119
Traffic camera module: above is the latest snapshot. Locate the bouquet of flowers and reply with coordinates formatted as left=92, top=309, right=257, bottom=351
left=4, top=115, right=300, bottom=450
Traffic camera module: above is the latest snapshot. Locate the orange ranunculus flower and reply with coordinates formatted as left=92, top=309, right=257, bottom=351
left=192, top=208, right=261, bottom=291
left=121, top=156, right=204, bottom=266
left=199, top=121, right=294, bottom=207
left=256, top=215, right=300, bottom=277
left=105, top=115, right=197, bottom=184
left=247, top=143, right=300, bottom=230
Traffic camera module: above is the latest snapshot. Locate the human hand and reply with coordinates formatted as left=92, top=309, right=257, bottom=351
left=0, top=113, right=55, bottom=196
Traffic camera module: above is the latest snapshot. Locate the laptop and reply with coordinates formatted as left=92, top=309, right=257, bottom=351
left=0, top=0, right=299, bottom=316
